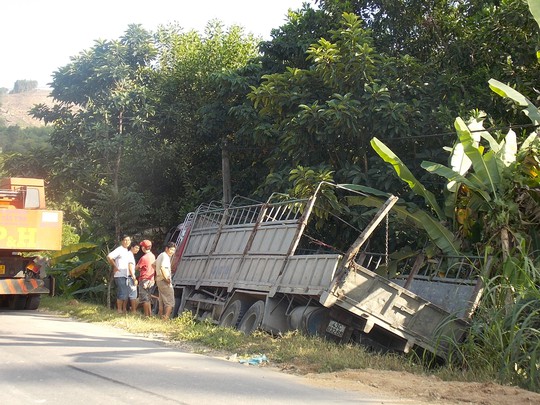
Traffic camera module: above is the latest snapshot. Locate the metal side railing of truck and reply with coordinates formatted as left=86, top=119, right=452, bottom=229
left=169, top=183, right=480, bottom=360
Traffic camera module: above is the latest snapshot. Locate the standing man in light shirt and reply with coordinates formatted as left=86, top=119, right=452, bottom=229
left=154, top=242, right=176, bottom=320
left=107, top=235, right=132, bottom=314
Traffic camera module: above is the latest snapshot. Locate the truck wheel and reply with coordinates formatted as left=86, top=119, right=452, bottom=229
left=238, top=300, right=265, bottom=335
left=219, top=299, right=249, bottom=328
left=8, top=295, right=27, bottom=310
left=25, top=295, right=41, bottom=310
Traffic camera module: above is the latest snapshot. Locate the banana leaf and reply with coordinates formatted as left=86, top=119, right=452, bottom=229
left=455, top=118, right=500, bottom=196
left=448, top=143, right=472, bottom=192
left=468, top=116, right=500, bottom=153
left=489, top=79, right=540, bottom=125
left=49, top=242, right=98, bottom=265
left=498, top=129, right=517, bottom=168
left=348, top=195, right=461, bottom=256
left=371, top=137, right=445, bottom=220
left=529, top=0, right=540, bottom=27
left=69, top=261, right=94, bottom=278
left=421, top=161, right=492, bottom=203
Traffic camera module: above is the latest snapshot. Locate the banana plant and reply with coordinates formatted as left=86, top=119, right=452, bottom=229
left=423, top=82, right=539, bottom=256
left=343, top=185, right=461, bottom=256
left=370, top=138, right=446, bottom=221
left=368, top=138, right=461, bottom=256
left=370, top=79, right=539, bottom=269
left=46, top=242, right=110, bottom=302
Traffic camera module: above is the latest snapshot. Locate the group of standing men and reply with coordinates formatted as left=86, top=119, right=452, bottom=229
left=106, top=235, right=177, bottom=319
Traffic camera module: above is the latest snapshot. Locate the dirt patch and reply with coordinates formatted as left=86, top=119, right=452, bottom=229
left=300, top=368, right=540, bottom=405
left=0, top=90, right=53, bottom=127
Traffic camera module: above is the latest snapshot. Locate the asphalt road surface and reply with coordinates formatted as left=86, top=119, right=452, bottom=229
left=0, top=310, right=410, bottom=404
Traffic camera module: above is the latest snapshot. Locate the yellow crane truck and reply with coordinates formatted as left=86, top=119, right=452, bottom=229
left=0, top=178, right=63, bottom=310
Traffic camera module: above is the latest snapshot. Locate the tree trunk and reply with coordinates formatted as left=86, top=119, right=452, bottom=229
left=500, top=227, right=515, bottom=311
left=222, top=140, right=232, bottom=206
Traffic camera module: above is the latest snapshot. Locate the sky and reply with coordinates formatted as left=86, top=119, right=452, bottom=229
left=0, top=0, right=309, bottom=90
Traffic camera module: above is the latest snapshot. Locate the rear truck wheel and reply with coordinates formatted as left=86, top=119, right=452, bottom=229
left=238, top=300, right=265, bottom=335
left=25, top=294, right=41, bottom=310
left=219, top=299, right=249, bottom=328
left=288, top=306, right=330, bottom=336
left=8, top=295, right=27, bottom=310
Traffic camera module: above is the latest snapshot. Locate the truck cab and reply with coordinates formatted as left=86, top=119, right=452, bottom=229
left=0, top=177, right=46, bottom=210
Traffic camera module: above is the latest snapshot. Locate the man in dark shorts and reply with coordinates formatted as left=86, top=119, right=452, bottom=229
left=107, top=235, right=131, bottom=313
left=137, top=239, right=156, bottom=316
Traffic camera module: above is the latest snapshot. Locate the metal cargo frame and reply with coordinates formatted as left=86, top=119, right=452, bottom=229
left=173, top=194, right=342, bottom=297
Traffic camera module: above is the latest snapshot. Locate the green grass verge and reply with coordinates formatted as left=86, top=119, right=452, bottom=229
left=40, top=296, right=496, bottom=381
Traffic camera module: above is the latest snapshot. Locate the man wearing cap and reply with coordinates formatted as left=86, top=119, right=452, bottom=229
left=136, top=240, right=156, bottom=316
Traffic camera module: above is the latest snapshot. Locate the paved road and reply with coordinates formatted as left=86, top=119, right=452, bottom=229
left=0, top=310, right=409, bottom=404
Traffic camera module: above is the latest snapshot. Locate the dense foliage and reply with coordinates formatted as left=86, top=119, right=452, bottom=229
left=0, top=124, right=51, bottom=154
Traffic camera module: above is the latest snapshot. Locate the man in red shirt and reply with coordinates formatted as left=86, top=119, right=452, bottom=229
left=136, top=240, right=156, bottom=316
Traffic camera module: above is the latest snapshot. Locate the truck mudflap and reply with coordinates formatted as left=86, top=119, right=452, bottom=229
left=0, top=278, right=49, bottom=295
left=320, top=265, right=469, bottom=358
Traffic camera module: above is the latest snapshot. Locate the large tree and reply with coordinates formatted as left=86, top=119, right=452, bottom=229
left=249, top=13, right=451, bottom=197
left=316, top=0, right=540, bottom=121
left=147, top=21, right=261, bottom=218
left=30, top=24, right=157, bottom=239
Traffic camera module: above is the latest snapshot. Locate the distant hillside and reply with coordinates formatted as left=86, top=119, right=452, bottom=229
left=0, top=90, right=53, bottom=128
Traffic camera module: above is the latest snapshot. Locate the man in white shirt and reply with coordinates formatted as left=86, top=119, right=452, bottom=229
left=107, top=235, right=132, bottom=313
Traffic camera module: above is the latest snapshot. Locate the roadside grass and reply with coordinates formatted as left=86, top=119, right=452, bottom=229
left=40, top=296, right=493, bottom=382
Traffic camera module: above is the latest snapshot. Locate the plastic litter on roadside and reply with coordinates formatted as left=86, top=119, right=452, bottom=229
left=238, top=354, right=268, bottom=365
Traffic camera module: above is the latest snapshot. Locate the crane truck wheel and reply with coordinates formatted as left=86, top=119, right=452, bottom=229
left=238, top=300, right=265, bottom=335
left=8, top=295, right=27, bottom=310
left=25, top=295, right=41, bottom=310
left=219, top=299, right=249, bottom=328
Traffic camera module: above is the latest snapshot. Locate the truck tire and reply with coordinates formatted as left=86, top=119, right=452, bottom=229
left=8, top=295, right=27, bottom=310
left=25, top=294, right=41, bottom=310
left=288, top=306, right=329, bottom=336
left=238, top=300, right=265, bottom=335
left=219, top=299, right=249, bottom=328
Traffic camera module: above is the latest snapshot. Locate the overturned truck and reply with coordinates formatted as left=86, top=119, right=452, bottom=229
left=168, top=183, right=480, bottom=360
